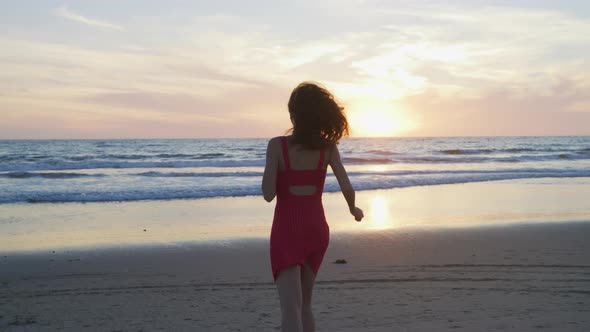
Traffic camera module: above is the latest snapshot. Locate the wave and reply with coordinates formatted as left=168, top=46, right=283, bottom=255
left=101, top=153, right=226, bottom=159
left=59, top=153, right=226, bottom=161
left=343, top=171, right=590, bottom=193
left=0, top=155, right=52, bottom=162
left=397, top=153, right=590, bottom=163
left=1, top=170, right=263, bottom=180
left=336, top=152, right=590, bottom=165
left=4, top=168, right=580, bottom=181
left=0, top=160, right=265, bottom=172
left=345, top=168, right=581, bottom=177
left=0, top=171, right=104, bottom=179
left=342, top=157, right=392, bottom=164
left=3, top=169, right=590, bottom=204
left=439, top=149, right=496, bottom=155
left=2, top=144, right=590, bottom=172
left=190, top=153, right=225, bottom=159
left=95, top=142, right=117, bottom=147
left=136, top=168, right=571, bottom=179
left=438, top=147, right=589, bottom=155
left=136, top=171, right=262, bottom=178
left=365, top=150, right=399, bottom=155
left=2, top=152, right=589, bottom=172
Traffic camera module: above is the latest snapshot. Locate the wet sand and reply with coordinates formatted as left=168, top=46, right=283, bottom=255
left=1, top=178, right=589, bottom=252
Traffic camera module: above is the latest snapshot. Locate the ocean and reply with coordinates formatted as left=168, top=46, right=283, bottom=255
left=0, top=136, right=589, bottom=204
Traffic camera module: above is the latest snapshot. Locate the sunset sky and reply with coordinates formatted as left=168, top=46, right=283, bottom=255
left=1, top=1, right=589, bottom=138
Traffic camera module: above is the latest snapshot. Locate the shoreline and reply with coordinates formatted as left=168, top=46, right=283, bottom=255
left=1, top=177, right=590, bottom=253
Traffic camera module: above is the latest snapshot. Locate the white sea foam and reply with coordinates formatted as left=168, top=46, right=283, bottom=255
left=0, top=137, right=588, bottom=204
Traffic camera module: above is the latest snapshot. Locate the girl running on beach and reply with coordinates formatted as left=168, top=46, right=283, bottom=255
left=262, top=81, right=364, bottom=332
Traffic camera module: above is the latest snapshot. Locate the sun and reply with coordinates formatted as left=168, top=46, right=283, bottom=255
left=347, top=102, right=417, bottom=137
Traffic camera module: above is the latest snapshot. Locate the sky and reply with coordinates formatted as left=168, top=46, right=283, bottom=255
left=1, top=0, right=589, bottom=138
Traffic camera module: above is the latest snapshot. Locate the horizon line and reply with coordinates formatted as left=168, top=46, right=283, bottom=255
left=1, top=134, right=589, bottom=141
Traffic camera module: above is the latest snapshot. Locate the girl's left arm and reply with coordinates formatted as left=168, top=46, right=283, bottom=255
left=261, top=137, right=279, bottom=202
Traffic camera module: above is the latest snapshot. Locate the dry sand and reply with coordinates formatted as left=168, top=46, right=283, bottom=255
left=2, top=221, right=590, bottom=331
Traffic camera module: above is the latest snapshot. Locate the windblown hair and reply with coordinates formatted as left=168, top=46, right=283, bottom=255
left=285, top=81, right=349, bottom=149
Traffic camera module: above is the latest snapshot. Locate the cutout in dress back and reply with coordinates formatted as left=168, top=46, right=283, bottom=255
left=288, top=184, right=317, bottom=196
left=281, top=136, right=325, bottom=197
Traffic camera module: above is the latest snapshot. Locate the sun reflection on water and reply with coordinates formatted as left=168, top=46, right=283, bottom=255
left=367, top=195, right=393, bottom=229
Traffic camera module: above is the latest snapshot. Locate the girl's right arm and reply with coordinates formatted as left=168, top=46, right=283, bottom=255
left=329, top=144, right=364, bottom=221
left=261, top=137, right=279, bottom=202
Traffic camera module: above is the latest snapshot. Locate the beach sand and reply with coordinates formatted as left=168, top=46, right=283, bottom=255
left=1, top=179, right=590, bottom=331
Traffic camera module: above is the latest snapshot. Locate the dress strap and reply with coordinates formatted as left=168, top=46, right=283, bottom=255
left=280, top=136, right=290, bottom=170
left=317, top=146, right=325, bottom=169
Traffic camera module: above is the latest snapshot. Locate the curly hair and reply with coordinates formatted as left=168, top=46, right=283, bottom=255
left=284, top=81, right=349, bottom=149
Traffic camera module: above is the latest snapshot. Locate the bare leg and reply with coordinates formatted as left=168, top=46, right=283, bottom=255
left=276, top=265, right=303, bottom=332
left=301, top=262, right=316, bottom=332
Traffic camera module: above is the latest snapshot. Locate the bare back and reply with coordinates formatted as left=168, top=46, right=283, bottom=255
left=279, top=135, right=329, bottom=196
left=279, top=135, right=353, bottom=196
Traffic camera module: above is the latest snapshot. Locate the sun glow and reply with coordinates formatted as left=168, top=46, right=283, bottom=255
left=347, top=102, right=418, bottom=137
left=367, top=195, right=393, bottom=230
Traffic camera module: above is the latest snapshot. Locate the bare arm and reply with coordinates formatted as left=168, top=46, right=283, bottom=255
left=261, top=137, right=279, bottom=202
left=329, top=144, right=362, bottom=221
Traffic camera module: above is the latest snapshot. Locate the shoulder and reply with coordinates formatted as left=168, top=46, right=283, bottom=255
left=266, top=136, right=284, bottom=151
left=326, top=141, right=338, bottom=153
left=326, top=142, right=340, bottom=161
left=268, top=136, right=283, bottom=145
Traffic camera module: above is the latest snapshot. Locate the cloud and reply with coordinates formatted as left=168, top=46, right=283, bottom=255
left=2, top=3, right=589, bottom=138
left=54, top=6, right=124, bottom=31
left=398, top=80, right=590, bottom=136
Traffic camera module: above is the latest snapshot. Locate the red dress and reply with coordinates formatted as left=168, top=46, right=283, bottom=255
left=270, top=136, right=330, bottom=282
